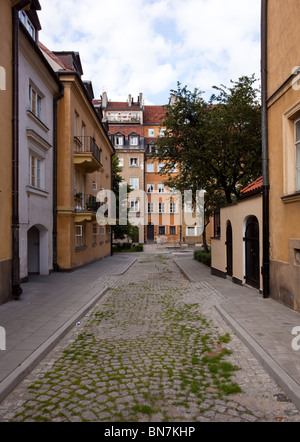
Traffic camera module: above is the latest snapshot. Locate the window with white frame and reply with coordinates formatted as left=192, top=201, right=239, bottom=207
left=119, top=157, right=124, bottom=167
left=158, top=163, right=164, bottom=172
left=29, top=85, right=41, bottom=119
left=148, top=203, right=154, bottom=213
left=130, top=158, right=139, bottom=167
left=295, top=119, right=300, bottom=191
left=130, top=178, right=139, bottom=190
left=130, top=136, right=139, bottom=146
left=115, top=135, right=124, bottom=146
left=29, top=153, right=42, bottom=189
left=147, top=183, right=154, bottom=193
left=74, top=112, right=79, bottom=137
left=130, top=200, right=140, bottom=212
left=159, top=203, right=165, bottom=213
left=148, top=128, right=155, bottom=137
left=186, top=226, right=202, bottom=237
left=147, top=163, right=154, bottom=172
left=170, top=202, right=176, bottom=213
left=75, top=225, right=84, bottom=248
left=158, top=184, right=165, bottom=193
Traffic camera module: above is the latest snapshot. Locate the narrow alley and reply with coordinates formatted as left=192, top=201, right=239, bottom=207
left=0, top=253, right=299, bottom=422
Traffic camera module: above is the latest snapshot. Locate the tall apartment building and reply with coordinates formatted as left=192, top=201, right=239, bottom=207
left=262, top=0, right=300, bottom=309
left=143, top=106, right=181, bottom=244
left=95, top=92, right=182, bottom=244
left=95, top=92, right=145, bottom=243
left=18, top=7, right=62, bottom=281
left=40, top=49, right=114, bottom=271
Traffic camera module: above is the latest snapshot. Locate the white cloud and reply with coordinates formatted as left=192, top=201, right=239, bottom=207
left=38, top=0, right=261, bottom=104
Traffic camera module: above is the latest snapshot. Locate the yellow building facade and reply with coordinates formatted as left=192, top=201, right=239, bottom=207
left=41, top=49, right=114, bottom=271
left=264, top=0, right=300, bottom=309
left=0, top=0, right=13, bottom=303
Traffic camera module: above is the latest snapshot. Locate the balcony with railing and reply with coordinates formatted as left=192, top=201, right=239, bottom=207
left=73, top=136, right=102, bottom=173
left=74, top=193, right=102, bottom=222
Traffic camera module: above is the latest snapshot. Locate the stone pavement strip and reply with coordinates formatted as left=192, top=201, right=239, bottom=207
left=0, top=253, right=300, bottom=422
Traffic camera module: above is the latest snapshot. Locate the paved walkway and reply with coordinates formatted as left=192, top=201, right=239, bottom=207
left=1, top=247, right=300, bottom=418
left=0, top=254, right=136, bottom=403
left=174, top=255, right=300, bottom=411
left=1, top=252, right=300, bottom=422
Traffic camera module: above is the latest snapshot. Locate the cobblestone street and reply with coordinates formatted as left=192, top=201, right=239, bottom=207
left=0, top=254, right=300, bottom=422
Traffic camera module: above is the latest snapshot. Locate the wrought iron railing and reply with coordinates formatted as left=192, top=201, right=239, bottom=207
left=74, top=136, right=102, bottom=165
left=74, top=194, right=101, bottom=212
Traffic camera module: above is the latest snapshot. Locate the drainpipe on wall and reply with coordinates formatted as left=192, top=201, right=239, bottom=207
left=261, top=0, right=270, bottom=299
left=11, top=5, right=23, bottom=300
left=52, top=90, right=63, bottom=272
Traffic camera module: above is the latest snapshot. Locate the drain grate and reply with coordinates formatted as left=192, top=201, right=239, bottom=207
left=274, top=393, right=290, bottom=403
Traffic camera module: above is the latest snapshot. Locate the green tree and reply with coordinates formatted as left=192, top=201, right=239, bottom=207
left=154, top=76, right=262, bottom=250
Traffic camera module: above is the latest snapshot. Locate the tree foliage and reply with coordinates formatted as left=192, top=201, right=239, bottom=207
left=155, top=75, right=262, bottom=212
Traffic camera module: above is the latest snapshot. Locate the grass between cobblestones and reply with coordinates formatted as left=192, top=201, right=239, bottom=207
left=9, top=258, right=244, bottom=422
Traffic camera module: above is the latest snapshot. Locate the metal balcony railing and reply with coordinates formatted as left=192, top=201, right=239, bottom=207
left=74, top=194, right=102, bottom=213
left=74, top=136, right=102, bottom=165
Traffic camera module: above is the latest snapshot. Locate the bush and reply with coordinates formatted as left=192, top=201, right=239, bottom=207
left=194, top=250, right=211, bottom=267
left=136, top=243, right=144, bottom=252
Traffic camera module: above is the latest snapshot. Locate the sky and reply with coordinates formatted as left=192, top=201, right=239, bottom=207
left=38, top=0, right=261, bottom=105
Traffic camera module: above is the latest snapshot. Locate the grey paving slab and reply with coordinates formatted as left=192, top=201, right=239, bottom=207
left=0, top=254, right=136, bottom=402
left=175, top=256, right=300, bottom=411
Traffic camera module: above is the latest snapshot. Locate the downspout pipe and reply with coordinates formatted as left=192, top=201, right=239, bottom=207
left=261, top=0, right=270, bottom=298
left=52, top=89, right=63, bottom=272
left=11, top=5, right=24, bottom=300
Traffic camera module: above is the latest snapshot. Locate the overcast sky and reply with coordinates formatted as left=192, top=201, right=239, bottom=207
left=38, top=0, right=261, bottom=105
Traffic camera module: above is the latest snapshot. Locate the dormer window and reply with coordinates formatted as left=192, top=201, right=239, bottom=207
left=129, top=133, right=140, bottom=147
left=130, top=136, right=139, bottom=146
left=19, top=11, right=36, bottom=40
left=114, top=134, right=124, bottom=147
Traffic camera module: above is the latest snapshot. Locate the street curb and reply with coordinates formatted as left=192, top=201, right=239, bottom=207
left=216, top=302, right=300, bottom=412
left=174, top=259, right=198, bottom=282
left=0, top=286, right=109, bottom=404
left=115, top=257, right=137, bottom=275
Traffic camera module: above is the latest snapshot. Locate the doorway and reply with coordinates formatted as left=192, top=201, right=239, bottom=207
left=147, top=223, right=154, bottom=242
left=27, top=225, right=49, bottom=276
left=244, top=216, right=260, bottom=289
left=226, top=221, right=233, bottom=277
left=27, top=226, right=40, bottom=274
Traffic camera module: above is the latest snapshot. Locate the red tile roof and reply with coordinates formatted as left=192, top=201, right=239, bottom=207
left=143, top=105, right=166, bottom=124
left=39, top=42, right=74, bottom=71
left=240, top=176, right=263, bottom=196
left=105, top=102, right=142, bottom=111
left=108, top=126, right=144, bottom=137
